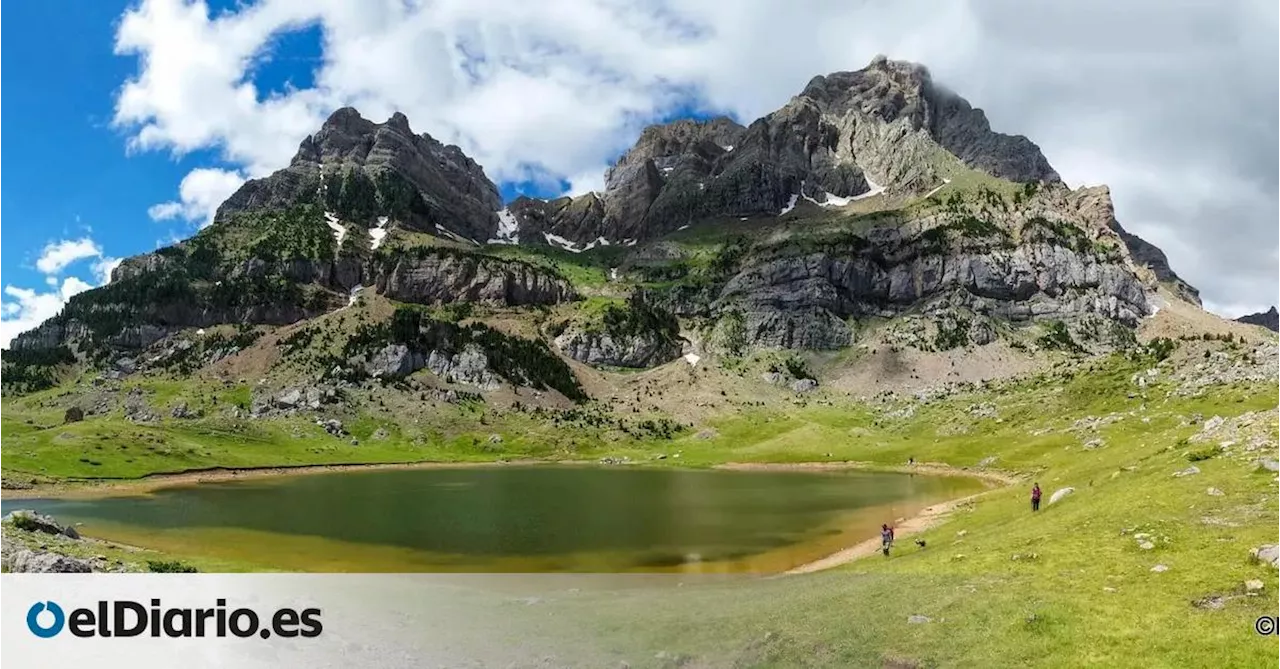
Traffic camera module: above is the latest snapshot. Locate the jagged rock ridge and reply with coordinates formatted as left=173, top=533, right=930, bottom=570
left=216, top=109, right=502, bottom=242
left=518, top=56, right=1063, bottom=247
left=1237, top=307, right=1278, bottom=332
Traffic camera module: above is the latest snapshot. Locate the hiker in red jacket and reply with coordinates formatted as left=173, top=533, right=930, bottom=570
left=1031, top=483, right=1042, bottom=512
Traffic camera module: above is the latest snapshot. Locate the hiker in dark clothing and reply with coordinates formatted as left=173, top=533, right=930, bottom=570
left=1031, top=483, right=1042, bottom=511
left=881, top=524, right=894, bottom=556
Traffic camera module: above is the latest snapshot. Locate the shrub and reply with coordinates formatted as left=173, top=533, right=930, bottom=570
left=1185, top=445, right=1222, bottom=463
left=147, top=560, right=199, bottom=573
left=11, top=516, right=42, bottom=533
left=1037, top=321, right=1084, bottom=354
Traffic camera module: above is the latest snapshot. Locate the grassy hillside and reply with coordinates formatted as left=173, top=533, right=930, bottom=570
left=571, top=358, right=1278, bottom=667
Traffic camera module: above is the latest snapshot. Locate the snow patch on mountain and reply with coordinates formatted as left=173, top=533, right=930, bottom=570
left=488, top=209, right=520, bottom=245
left=324, top=212, right=347, bottom=247
left=369, top=216, right=389, bottom=250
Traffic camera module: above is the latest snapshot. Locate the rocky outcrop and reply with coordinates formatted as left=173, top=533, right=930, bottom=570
left=1237, top=307, right=1278, bottom=332
left=554, top=329, right=682, bottom=369
left=717, top=242, right=1147, bottom=350
left=215, top=109, right=502, bottom=241
left=1106, top=218, right=1201, bottom=306
left=338, top=307, right=585, bottom=398
left=363, top=344, right=425, bottom=379
left=1, top=512, right=97, bottom=573
left=353, top=341, right=503, bottom=389
left=2, top=542, right=94, bottom=573
left=551, top=295, right=683, bottom=369
left=8, top=230, right=569, bottom=358
left=425, top=346, right=503, bottom=390
left=4, top=510, right=81, bottom=539
left=373, top=249, right=575, bottom=306
left=666, top=197, right=1154, bottom=351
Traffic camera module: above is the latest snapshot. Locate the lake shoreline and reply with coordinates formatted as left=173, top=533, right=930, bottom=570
left=783, top=487, right=997, bottom=574
left=1, top=458, right=1017, bottom=500
left=723, top=462, right=1016, bottom=575
left=2, top=459, right=1017, bottom=575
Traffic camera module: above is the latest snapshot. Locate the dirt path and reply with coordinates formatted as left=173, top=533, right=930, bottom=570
left=719, top=460, right=1017, bottom=575
left=784, top=486, right=1001, bottom=575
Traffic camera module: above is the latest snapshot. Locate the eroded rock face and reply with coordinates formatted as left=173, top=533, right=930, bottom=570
left=1237, top=306, right=1279, bottom=332
left=215, top=109, right=502, bottom=242
left=630, top=178, right=1159, bottom=353
left=551, top=294, right=684, bottom=369
left=710, top=232, right=1148, bottom=351
left=554, top=330, right=682, bottom=369
left=426, top=346, right=503, bottom=390
left=373, top=251, right=575, bottom=306
left=1107, top=219, right=1201, bottom=306
left=364, top=344, right=426, bottom=379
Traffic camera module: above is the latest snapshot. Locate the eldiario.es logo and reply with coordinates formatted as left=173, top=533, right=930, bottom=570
left=26, top=599, right=322, bottom=639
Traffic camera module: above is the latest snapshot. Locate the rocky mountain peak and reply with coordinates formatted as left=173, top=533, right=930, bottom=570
left=218, top=108, right=501, bottom=241
left=1237, top=306, right=1279, bottom=332
left=513, top=56, right=1070, bottom=249
left=796, top=56, right=1060, bottom=185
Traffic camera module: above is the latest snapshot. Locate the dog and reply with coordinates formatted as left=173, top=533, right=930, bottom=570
left=915, top=539, right=927, bottom=549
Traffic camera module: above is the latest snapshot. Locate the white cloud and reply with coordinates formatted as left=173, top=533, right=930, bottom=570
left=147, top=167, right=247, bottom=227
left=35, top=238, right=104, bottom=274
left=1, top=236, right=120, bottom=348
left=93, top=257, right=125, bottom=285
left=0, top=278, right=97, bottom=349
left=109, top=0, right=1276, bottom=314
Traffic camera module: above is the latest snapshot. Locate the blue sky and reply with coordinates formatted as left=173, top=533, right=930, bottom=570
left=4, top=0, right=310, bottom=269
left=0, top=1, right=725, bottom=346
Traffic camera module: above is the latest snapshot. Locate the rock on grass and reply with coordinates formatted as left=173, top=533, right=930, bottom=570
left=4, top=510, right=79, bottom=539
left=1250, top=545, right=1279, bottom=569
left=8, top=549, right=94, bottom=573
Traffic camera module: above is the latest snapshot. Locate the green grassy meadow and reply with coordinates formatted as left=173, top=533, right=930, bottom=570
left=2, top=345, right=1277, bottom=667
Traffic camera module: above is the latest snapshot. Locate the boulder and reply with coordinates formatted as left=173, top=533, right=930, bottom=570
left=5, top=510, right=80, bottom=540
left=275, top=388, right=304, bottom=409
left=170, top=402, right=201, bottom=419
left=318, top=419, right=346, bottom=437
left=63, top=407, right=84, bottom=424
left=4, top=548, right=94, bottom=573
left=790, top=378, right=818, bottom=393
left=1047, top=487, right=1075, bottom=505
left=364, top=344, right=426, bottom=379
left=1249, top=545, right=1279, bottom=569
